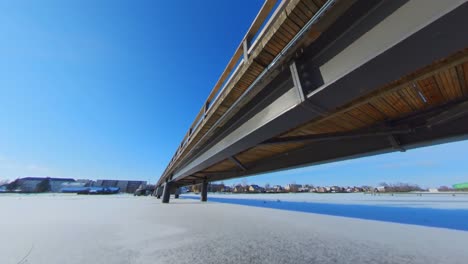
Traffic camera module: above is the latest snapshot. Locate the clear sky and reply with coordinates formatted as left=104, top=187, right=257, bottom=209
left=0, top=0, right=467, bottom=188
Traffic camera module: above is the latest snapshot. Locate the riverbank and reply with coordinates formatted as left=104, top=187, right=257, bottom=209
left=1, top=194, right=468, bottom=264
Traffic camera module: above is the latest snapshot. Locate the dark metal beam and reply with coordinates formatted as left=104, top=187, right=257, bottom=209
left=229, top=156, right=248, bottom=171
left=304, top=1, right=468, bottom=112
left=198, top=114, right=468, bottom=183
left=188, top=175, right=206, bottom=179
left=301, top=101, right=329, bottom=116
left=196, top=171, right=231, bottom=175
left=261, top=128, right=413, bottom=145
left=387, top=135, right=406, bottom=152
left=427, top=100, right=468, bottom=128
left=176, top=178, right=196, bottom=183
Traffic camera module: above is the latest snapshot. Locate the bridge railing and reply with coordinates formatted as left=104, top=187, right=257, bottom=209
left=160, top=0, right=282, bottom=181
left=159, top=0, right=336, bottom=186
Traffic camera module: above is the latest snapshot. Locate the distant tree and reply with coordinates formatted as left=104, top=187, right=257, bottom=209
left=0, top=179, right=9, bottom=185
left=379, top=182, right=422, bottom=192
left=209, top=183, right=224, bottom=192
left=264, top=183, right=270, bottom=190
left=379, top=182, right=389, bottom=187
left=438, top=186, right=450, bottom=192
left=241, top=178, right=248, bottom=187
left=361, top=185, right=372, bottom=191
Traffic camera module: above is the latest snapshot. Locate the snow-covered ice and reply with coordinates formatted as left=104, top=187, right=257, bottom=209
left=1, top=193, right=468, bottom=264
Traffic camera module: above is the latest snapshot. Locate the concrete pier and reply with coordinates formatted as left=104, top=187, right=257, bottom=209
left=162, top=182, right=172, bottom=203
left=201, top=180, right=208, bottom=202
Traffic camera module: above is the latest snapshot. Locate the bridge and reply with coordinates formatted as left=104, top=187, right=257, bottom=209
left=155, top=0, right=468, bottom=203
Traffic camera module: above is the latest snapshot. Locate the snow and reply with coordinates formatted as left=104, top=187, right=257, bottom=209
left=1, top=193, right=468, bottom=264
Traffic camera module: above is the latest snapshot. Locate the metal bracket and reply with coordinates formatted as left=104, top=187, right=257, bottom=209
left=388, top=134, right=406, bottom=152
left=426, top=100, right=468, bottom=128
left=289, top=61, right=305, bottom=102
left=190, top=174, right=207, bottom=179
left=302, top=101, right=329, bottom=116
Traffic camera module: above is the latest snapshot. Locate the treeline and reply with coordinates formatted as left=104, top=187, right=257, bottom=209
left=378, top=182, right=423, bottom=192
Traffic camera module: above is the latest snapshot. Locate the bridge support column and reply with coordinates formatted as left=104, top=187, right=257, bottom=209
left=201, top=180, right=208, bottom=202
left=155, top=186, right=164, bottom=199
left=162, top=182, right=172, bottom=203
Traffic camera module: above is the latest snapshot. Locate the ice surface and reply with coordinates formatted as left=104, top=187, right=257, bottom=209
left=1, top=194, right=468, bottom=264
left=187, top=192, right=468, bottom=209
left=182, top=193, right=468, bottom=231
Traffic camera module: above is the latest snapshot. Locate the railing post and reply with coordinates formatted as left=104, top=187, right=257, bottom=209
left=243, top=39, right=249, bottom=62
left=204, top=101, right=210, bottom=118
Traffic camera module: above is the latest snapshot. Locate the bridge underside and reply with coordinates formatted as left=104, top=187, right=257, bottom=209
left=158, top=0, right=468, bottom=201
left=179, top=50, right=468, bottom=185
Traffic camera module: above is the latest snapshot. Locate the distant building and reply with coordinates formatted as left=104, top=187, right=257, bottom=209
left=233, top=185, right=246, bottom=193
left=6, top=177, right=75, bottom=193
left=49, top=178, right=76, bottom=192
left=76, top=179, right=94, bottom=186
left=375, top=186, right=386, bottom=192
left=95, top=180, right=146, bottom=193
left=15, top=177, right=44, bottom=192
left=316, top=187, right=327, bottom=193
left=248, top=185, right=264, bottom=193
left=285, top=184, right=301, bottom=192
left=272, top=185, right=284, bottom=192
left=330, top=186, right=345, bottom=193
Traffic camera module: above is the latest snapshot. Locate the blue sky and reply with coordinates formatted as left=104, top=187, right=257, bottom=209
left=0, top=0, right=467, bottom=188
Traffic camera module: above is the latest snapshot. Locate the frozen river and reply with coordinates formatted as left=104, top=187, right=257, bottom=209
left=184, top=192, right=468, bottom=209
left=1, top=193, right=468, bottom=264
left=182, top=192, right=468, bottom=231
